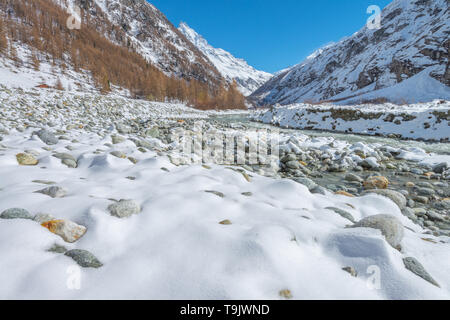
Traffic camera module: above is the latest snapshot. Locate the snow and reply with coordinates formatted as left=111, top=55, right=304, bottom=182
left=1, top=128, right=449, bottom=299
left=0, top=88, right=449, bottom=299
left=179, top=23, right=272, bottom=96
left=336, top=68, right=450, bottom=105
left=0, top=0, right=449, bottom=301
left=252, top=100, right=450, bottom=142
left=0, top=43, right=96, bottom=92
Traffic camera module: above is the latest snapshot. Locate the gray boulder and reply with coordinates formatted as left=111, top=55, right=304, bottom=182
left=403, top=257, right=440, bottom=287
left=108, top=199, right=141, bottom=218
left=352, top=214, right=404, bottom=248
left=0, top=208, right=33, bottom=220
left=326, top=207, right=356, bottom=223
left=65, top=249, right=103, bottom=268
left=344, top=173, right=363, bottom=183
left=432, top=162, right=448, bottom=174
left=361, top=189, right=407, bottom=209
left=35, top=186, right=67, bottom=198
left=294, top=177, right=317, bottom=191
left=35, top=129, right=58, bottom=145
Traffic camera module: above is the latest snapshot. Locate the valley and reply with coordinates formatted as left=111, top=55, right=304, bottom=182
left=0, top=0, right=448, bottom=301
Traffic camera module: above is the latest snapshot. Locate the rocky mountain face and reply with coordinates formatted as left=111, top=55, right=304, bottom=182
left=179, top=22, right=272, bottom=96
left=72, top=0, right=225, bottom=86
left=250, top=0, right=449, bottom=105
left=0, top=0, right=246, bottom=109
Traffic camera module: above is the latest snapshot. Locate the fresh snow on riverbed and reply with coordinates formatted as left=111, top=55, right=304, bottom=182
left=0, top=127, right=449, bottom=299
left=0, top=88, right=449, bottom=299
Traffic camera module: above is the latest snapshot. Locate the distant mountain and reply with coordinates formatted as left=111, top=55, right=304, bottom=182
left=179, top=22, right=272, bottom=96
left=250, top=0, right=449, bottom=105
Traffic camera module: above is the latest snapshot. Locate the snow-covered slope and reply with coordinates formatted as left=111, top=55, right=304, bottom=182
left=252, top=100, right=450, bottom=142
left=251, top=0, right=450, bottom=105
left=179, top=23, right=272, bottom=96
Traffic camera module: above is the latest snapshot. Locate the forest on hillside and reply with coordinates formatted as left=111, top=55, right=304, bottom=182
left=0, top=0, right=246, bottom=109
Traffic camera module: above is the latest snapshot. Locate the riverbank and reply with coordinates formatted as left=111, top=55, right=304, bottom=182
left=251, top=101, right=450, bottom=142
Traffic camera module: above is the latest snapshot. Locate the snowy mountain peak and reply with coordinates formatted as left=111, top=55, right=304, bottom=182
left=179, top=23, right=272, bottom=96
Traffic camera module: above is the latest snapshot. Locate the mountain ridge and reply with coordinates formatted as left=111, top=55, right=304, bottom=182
left=178, top=22, right=272, bottom=96
left=250, top=0, right=449, bottom=106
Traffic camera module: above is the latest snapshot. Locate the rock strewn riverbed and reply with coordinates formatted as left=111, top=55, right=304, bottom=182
left=0, top=87, right=449, bottom=299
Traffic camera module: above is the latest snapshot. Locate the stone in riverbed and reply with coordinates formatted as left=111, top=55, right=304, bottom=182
left=285, top=160, right=300, bottom=169
left=279, top=289, right=293, bottom=299
left=111, top=135, right=126, bottom=144
left=335, top=190, right=354, bottom=197
left=311, top=185, right=327, bottom=195
left=16, top=153, right=38, bottom=165
left=145, top=127, right=160, bottom=138
left=33, top=213, right=56, bottom=224
left=0, top=208, right=33, bottom=220
left=363, top=176, right=389, bottom=190
left=361, top=157, right=379, bottom=169
left=108, top=199, right=141, bottom=218
left=41, top=219, right=87, bottom=243
left=32, top=180, right=56, bottom=185
left=405, top=182, right=415, bottom=188
left=116, top=123, right=132, bottom=134
left=403, top=257, right=440, bottom=287
left=413, top=196, right=429, bottom=204
left=65, top=249, right=103, bottom=268
left=294, top=177, right=317, bottom=191
left=352, top=214, right=404, bottom=248
left=416, top=187, right=435, bottom=197
left=326, top=207, right=356, bottom=223
left=35, top=129, right=59, bottom=145
left=342, top=266, right=358, bottom=277
left=53, top=153, right=76, bottom=162
left=361, top=189, right=407, bottom=209
left=110, top=151, right=127, bottom=159
left=426, top=211, right=445, bottom=222
left=35, top=186, right=67, bottom=198
left=205, top=190, right=225, bottom=198
left=62, top=158, right=77, bottom=168
left=432, top=162, right=448, bottom=174
left=344, top=173, right=363, bottom=183
left=128, top=157, right=138, bottom=164
left=47, top=244, right=68, bottom=254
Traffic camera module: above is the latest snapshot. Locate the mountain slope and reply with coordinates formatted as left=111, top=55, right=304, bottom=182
left=0, top=0, right=246, bottom=109
left=251, top=0, right=449, bottom=105
left=179, top=23, right=272, bottom=96
left=70, top=0, right=224, bottom=86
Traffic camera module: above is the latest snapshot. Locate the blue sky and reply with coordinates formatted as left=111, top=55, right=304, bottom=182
left=150, top=0, right=392, bottom=73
